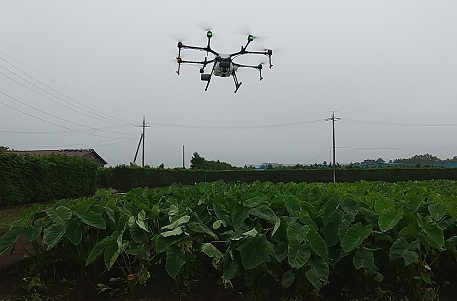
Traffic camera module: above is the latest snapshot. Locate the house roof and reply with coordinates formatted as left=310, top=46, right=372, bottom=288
left=8, top=149, right=108, bottom=165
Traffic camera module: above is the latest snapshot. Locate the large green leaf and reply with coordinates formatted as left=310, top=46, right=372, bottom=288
left=232, top=204, right=249, bottom=231
left=321, top=195, right=340, bottom=222
left=223, top=251, right=238, bottom=280
left=248, top=205, right=277, bottom=224
left=24, top=224, right=43, bottom=242
left=287, top=221, right=309, bottom=243
left=389, top=237, right=419, bottom=266
left=243, top=196, right=267, bottom=208
left=104, top=237, right=120, bottom=270
left=353, top=248, right=378, bottom=274
left=398, top=222, right=420, bottom=238
left=130, top=222, right=146, bottom=243
left=305, top=257, right=329, bottom=290
left=162, top=215, right=190, bottom=230
left=136, top=210, right=149, bottom=232
left=323, top=211, right=343, bottom=247
left=374, top=197, right=393, bottom=215
left=201, top=243, right=223, bottom=269
left=405, top=193, right=421, bottom=214
left=161, top=227, right=183, bottom=237
left=275, top=241, right=288, bottom=262
left=85, top=236, right=110, bottom=266
left=46, top=206, right=72, bottom=224
left=155, top=234, right=186, bottom=253
left=10, top=204, right=40, bottom=229
left=281, top=270, right=295, bottom=289
left=43, top=222, right=67, bottom=250
left=0, top=227, right=23, bottom=255
left=428, top=203, right=447, bottom=222
left=74, top=208, right=106, bottom=229
left=165, top=245, right=186, bottom=279
left=288, top=239, right=311, bottom=269
left=66, top=217, right=82, bottom=245
left=308, top=229, right=328, bottom=262
left=378, top=206, right=403, bottom=232
left=417, top=215, right=444, bottom=249
left=341, top=223, right=372, bottom=252
left=187, top=222, right=217, bottom=239
left=284, top=195, right=301, bottom=217
left=237, top=234, right=268, bottom=270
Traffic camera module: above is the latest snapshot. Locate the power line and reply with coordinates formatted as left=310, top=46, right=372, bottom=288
left=343, top=118, right=457, bottom=127
left=0, top=91, right=137, bottom=135
left=0, top=123, right=137, bottom=134
left=0, top=66, right=135, bottom=126
left=0, top=51, right=138, bottom=125
left=6, top=137, right=137, bottom=149
left=154, top=119, right=325, bottom=129
left=0, top=93, right=137, bottom=139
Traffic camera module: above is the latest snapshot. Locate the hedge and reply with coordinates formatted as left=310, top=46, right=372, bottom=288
left=0, top=152, right=97, bottom=206
left=104, top=166, right=457, bottom=191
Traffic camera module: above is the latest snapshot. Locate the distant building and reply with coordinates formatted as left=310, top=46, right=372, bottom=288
left=8, top=149, right=107, bottom=166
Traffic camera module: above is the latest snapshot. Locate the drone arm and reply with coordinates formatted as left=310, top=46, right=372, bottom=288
left=178, top=43, right=219, bottom=56
left=176, top=57, right=215, bottom=75
left=230, top=50, right=273, bottom=68
left=233, top=63, right=264, bottom=81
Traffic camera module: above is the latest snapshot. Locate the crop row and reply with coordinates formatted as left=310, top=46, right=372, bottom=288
left=1, top=180, right=457, bottom=299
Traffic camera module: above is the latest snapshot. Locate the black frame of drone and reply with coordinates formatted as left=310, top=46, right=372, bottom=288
left=176, top=31, right=273, bottom=93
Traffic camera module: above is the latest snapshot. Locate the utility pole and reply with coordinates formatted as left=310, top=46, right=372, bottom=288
left=326, top=111, right=340, bottom=183
left=182, top=145, right=185, bottom=168
left=133, top=116, right=150, bottom=167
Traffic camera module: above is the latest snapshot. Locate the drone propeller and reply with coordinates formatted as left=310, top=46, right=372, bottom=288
left=170, top=33, right=188, bottom=43
left=235, top=26, right=266, bottom=42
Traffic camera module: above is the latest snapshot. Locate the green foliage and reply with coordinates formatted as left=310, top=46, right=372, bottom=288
left=190, top=152, right=236, bottom=170
left=101, top=165, right=457, bottom=192
left=0, top=152, right=97, bottom=206
left=2, top=180, right=457, bottom=299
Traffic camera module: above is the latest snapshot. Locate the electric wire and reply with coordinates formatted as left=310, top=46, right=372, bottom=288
left=342, top=118, right=457, bottom=127
left=0, top=67, right=136, bottom=127
left=0, top=124, right=134, bottom=134
left=0, top=51, right=138, bottom=125
left=0, top=91, right=137, bottom=135
left=6, top=137, right=136, bottom=149
left=154, top=119, right=325, bottom=129
left=0, top=93, right=137, bottom=139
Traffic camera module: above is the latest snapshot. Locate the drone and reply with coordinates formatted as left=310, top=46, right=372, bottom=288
left=175, top=30, right=273, bottom=93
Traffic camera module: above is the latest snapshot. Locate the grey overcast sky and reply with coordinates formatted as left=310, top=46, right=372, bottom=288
left=1, top=1, right=457, bottom=167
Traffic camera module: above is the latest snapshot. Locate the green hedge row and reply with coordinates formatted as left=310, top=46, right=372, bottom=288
left=105, top=166, right=457, bottom=191
left=0, top=152, right=97, bottom=206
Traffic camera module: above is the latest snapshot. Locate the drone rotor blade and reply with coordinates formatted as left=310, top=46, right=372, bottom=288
left=235, top=26, right=266, bottom=42
left=195, top=21, right=214, bottom=32
left=170, top=34, right=188, bottom=43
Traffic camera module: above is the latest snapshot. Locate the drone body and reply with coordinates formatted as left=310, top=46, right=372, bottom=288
left=176, top=31, right=273, bottom=93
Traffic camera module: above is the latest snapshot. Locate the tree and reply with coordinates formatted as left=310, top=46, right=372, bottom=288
left=0, top=146, right=9, bottom=152
left=190, top=152, right=235, bottom=170
left=190, top=152, right=206, bottom=169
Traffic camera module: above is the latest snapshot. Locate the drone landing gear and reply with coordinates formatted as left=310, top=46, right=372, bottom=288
left=232, top=72, right=242, bottom=93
